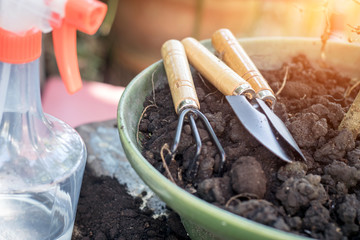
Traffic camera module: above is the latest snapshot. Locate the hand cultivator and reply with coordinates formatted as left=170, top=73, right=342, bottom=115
left=161, top=39, right=226, bottom=179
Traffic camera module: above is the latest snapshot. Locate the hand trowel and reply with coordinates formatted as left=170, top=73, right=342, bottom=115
left=211, top=28, right=305, bottom=161
left=181, top=37, right=305, bottom=162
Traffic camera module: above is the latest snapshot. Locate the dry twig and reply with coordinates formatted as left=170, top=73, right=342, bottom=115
left=136, top=105, right=156, bottom=146
left=198, top=73, right=212, bottom=91
left=150, top=70, right=157, bottom=104
left=276, top=66, right=289, bottom=96
left=321, top=94, right=344, bottom=102
left=136, top=70, right=158, bottom=145
left=160, top=143, right=176, bottom=183
left=344, top=80, right=360, bottom=98
left=177, top=168, right=183, bottom=182
left=204, top=90, right=219, bottom=99
left=225, top=193, right=259, bottom=208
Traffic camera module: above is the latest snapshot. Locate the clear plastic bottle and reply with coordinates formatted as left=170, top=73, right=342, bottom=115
left=0, top=0, right=107, bottom=239
left=0, top=59, right=86, bottom=240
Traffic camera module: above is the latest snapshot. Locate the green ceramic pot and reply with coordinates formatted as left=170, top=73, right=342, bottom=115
left=117, top=37, right=360, bottom=240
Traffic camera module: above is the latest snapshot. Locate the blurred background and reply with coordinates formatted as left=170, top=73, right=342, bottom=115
left=41, top=0, right=360, bottom=126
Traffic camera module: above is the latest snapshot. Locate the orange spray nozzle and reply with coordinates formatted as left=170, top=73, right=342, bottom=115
left=52, top=0, right=107, bottom=94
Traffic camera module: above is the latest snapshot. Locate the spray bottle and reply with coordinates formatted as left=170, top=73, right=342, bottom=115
left=0, top=0, right=107, bottom=239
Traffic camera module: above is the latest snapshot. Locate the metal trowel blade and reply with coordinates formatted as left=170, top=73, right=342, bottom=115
left=256, top=98, right=306, bottom=161
left=226, top=95, right=292, bottom=163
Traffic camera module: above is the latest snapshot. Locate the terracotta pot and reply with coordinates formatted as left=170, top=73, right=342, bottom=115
left=112, top=0, right=260, bottom=74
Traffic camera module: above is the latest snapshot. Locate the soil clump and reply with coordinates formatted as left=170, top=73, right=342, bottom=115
left=140, top=55, right=360, bottom=239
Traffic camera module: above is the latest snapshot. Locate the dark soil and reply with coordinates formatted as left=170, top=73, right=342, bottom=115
left=72, top=166, right=190, bottom=240
left=139, top=55, right=360, bottom=239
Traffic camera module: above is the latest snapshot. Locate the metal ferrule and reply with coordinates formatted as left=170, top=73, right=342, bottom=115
left=177, top=99, right=198, bottom=114
left=233, top=83, right=256, bottom=100
left=257, top=90, right=276, bottom=109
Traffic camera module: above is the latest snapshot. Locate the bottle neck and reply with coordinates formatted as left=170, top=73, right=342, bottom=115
left=0, top=59, right=43, bottom=124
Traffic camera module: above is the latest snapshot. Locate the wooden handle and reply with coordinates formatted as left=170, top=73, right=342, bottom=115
left=212, top=29, right=275, bottom=104
left=161, top=39, right=200, bottom=114
left=181, top=37, right=254, bottom=97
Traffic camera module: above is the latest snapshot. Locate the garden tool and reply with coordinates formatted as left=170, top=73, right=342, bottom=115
left=161, top=39, right=226, bottom=178
left=182, top=37, right=298, bottom=163
left=211, top=28, right=305, bottom=161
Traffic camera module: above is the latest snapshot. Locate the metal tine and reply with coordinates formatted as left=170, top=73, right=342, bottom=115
left=162, top=39, right=227, bottom=180
left=184, top=112, right=202, bottom=179
left=195, top=110, right=226, bottom=175
left=167, top=108, right=226, bottom=179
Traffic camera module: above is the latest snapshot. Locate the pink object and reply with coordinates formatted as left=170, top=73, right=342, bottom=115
left=42, top=77, right=124, bottom=127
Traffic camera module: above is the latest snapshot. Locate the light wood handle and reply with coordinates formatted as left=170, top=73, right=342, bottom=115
left=212, top=29, right=275, bottom=104
left=161, top=39, right=200, bottom=114
left=181, top=37, right=254, bottom=97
